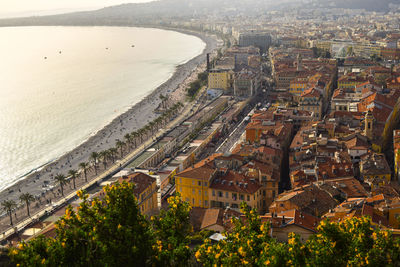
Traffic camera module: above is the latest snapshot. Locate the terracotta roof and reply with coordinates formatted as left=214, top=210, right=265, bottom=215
left=177, top=165, right=216, bottom=181
left=270, top=184, right=338, bottom=216
left=119, top=172, right=156, bottom=196
left=210, top=170, right=262, bottom=194
left=300, top=87, right=321, bottom=98
left=322, top=177, right=368, bottom=198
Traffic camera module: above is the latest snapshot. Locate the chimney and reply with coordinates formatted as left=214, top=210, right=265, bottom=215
left=207, top=53, right=210, bottom=72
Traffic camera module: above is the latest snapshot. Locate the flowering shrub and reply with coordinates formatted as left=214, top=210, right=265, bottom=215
left=9, top=184, right=193, bottom=266
left=196, top=203, right=400, bottom=267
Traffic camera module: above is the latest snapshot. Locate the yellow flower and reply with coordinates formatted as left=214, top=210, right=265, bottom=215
left=61, top=242, right=65, bottom=248
left=215, top=253, right=220, bottom=259
left=118, top=224, right=122, bottom=229
left=265, top=260, right=270, bottom=265
left=195, top=250, right=201, bottom=259
left=260, top=224, right=265, bottom=232
left=41, top=258, right=46, bottom=264
left=238, top=246, right=246, bottom=257
left=10, top=249, right=18, bottom=256
left=77, top=190, right=83, bottom=198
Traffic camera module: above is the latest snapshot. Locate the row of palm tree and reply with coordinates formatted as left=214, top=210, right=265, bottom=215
left=2, top=192, right=35, bottom=226
left=0, top=102, right=185, bottom=227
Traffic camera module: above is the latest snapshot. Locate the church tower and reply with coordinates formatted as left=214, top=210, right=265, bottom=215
left=296, top=54, right=302, bottom=71
left=364, top=109, right=374, bottom=139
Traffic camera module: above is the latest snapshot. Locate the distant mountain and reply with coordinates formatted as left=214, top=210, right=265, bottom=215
left=312, top=0, right=400, bottom=12
left=0, top=0, right=397, bottom=27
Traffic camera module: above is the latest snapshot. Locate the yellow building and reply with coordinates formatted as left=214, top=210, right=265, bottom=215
left=360, top=153, right=391, bottom=191
left=353, top=44, right=381, bottom=58
left=388, top=203, right=400, bottom=228
left=119, top=172, right=159, bottom=215
left=175, top=161, right=265, bottom=212
left=338, top=74, right=366, bottom=89
left=315, top=40, right=332, bottom=52
left=208, top=170, right=263, bottom=211
left=289, top=77, right=308, bottom=99
left=208, top=69, right=233, bottom=90
left=175, top=165, right=215, bottom=208
left=299, top=88, right=323, bottom=120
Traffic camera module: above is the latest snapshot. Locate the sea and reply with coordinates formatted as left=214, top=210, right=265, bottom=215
left=0, top=26, right=205, bottom=191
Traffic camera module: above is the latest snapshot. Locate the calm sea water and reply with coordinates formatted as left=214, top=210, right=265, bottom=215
left=0, top=26, right=205, bottom=191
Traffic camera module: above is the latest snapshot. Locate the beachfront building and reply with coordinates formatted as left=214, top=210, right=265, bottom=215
left=208, top=69, right=233, bottom=91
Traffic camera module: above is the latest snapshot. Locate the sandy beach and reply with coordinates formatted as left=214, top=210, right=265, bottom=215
left=0, top=28, right=218, bottom=228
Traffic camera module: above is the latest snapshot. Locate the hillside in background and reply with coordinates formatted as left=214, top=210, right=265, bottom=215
left=0, top=0, right=398, bottom=27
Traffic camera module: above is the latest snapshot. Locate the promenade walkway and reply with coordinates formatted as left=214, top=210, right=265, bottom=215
left=0, top=88, right=204, bottom=243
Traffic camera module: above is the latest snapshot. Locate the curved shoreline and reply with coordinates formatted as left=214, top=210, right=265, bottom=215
left=0, top=27, right=218, bottom=206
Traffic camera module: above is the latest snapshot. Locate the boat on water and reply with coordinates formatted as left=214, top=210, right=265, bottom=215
left=131, top=45, right=135, bottom=47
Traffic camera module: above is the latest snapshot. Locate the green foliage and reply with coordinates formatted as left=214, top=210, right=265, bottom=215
left=196, top=203, right=400, bottom=267
left=10, top=192, right=400, bottom=267
left=186, top=71, right=208, bottom=99
left=312, top=47, right=331, bottom=58
left=9, top=184, right=194, bottom=267
left=151, top=194, right=192, bottom=266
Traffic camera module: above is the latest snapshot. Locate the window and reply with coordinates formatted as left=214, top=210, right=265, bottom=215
left=225, top=192, right=229, bottom=198
left=204, top=182, right=208, bottom=187
left=263, top=190, right=266, bottom=196
left=232, top=193, right=237, bottom=200
left=192, top=180, right=195, bottom=186
left=240, top=194, right=244, bottom=201
left=218, top=191, right=223, bottom=197
left=198, top=181, right=201, bottom=186
left=179, top=178, right=182, bottom=184
left=192, top=189, right=195, bottom=194
left=205, top=200, right=208, bottom=207
left=199, top=189, right=201, bottom=195
left=247, top=195, right=250, bottom=201
left=199, top=199, right=202, bottom=205
left=205, top=191, right=207, bottom=197
left=192, top=198, right=195, bottom=205
left=273, top=190, right=276, bottom=199
left=212, top=190, right=215, bottom=197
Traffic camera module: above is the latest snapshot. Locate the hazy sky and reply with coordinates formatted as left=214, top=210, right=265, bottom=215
left=0, top=0, right=154, bottom=17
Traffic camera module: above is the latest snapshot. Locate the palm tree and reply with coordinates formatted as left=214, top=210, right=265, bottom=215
left=99, top=150, right=109, bottom=170
left=116, top=139, right=125, bottom=158
left=79, top=162, right=89, bottom=182
left=108, top=148, right=117, bottom=163
left=90, top=152, right=99, bottom=175
left=144, top=124, right=151, bottom=139
left=19, top=193, right=34, bottom=217
left=149, top=121, right=156, bottom=135
left=2, top=200, right=16, bottom=225
left=159, top=94, right=166, bottom=109
left=68, top=169, right=78, bottom=189
left=138, top=128, right=146, bottom=143
left=124, top=133, right=133, bottom=148
left=131, top=131, right=138, bottom=148
left=154, top=117, right=162, bottom=129
left=55, top=174, right=67, bottom=197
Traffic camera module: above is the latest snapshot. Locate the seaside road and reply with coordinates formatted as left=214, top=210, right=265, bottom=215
left=0, top=91, right=200, bottom=243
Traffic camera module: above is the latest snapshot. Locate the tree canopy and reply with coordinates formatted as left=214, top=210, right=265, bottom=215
left=9, top=187, right=400, bottom=267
